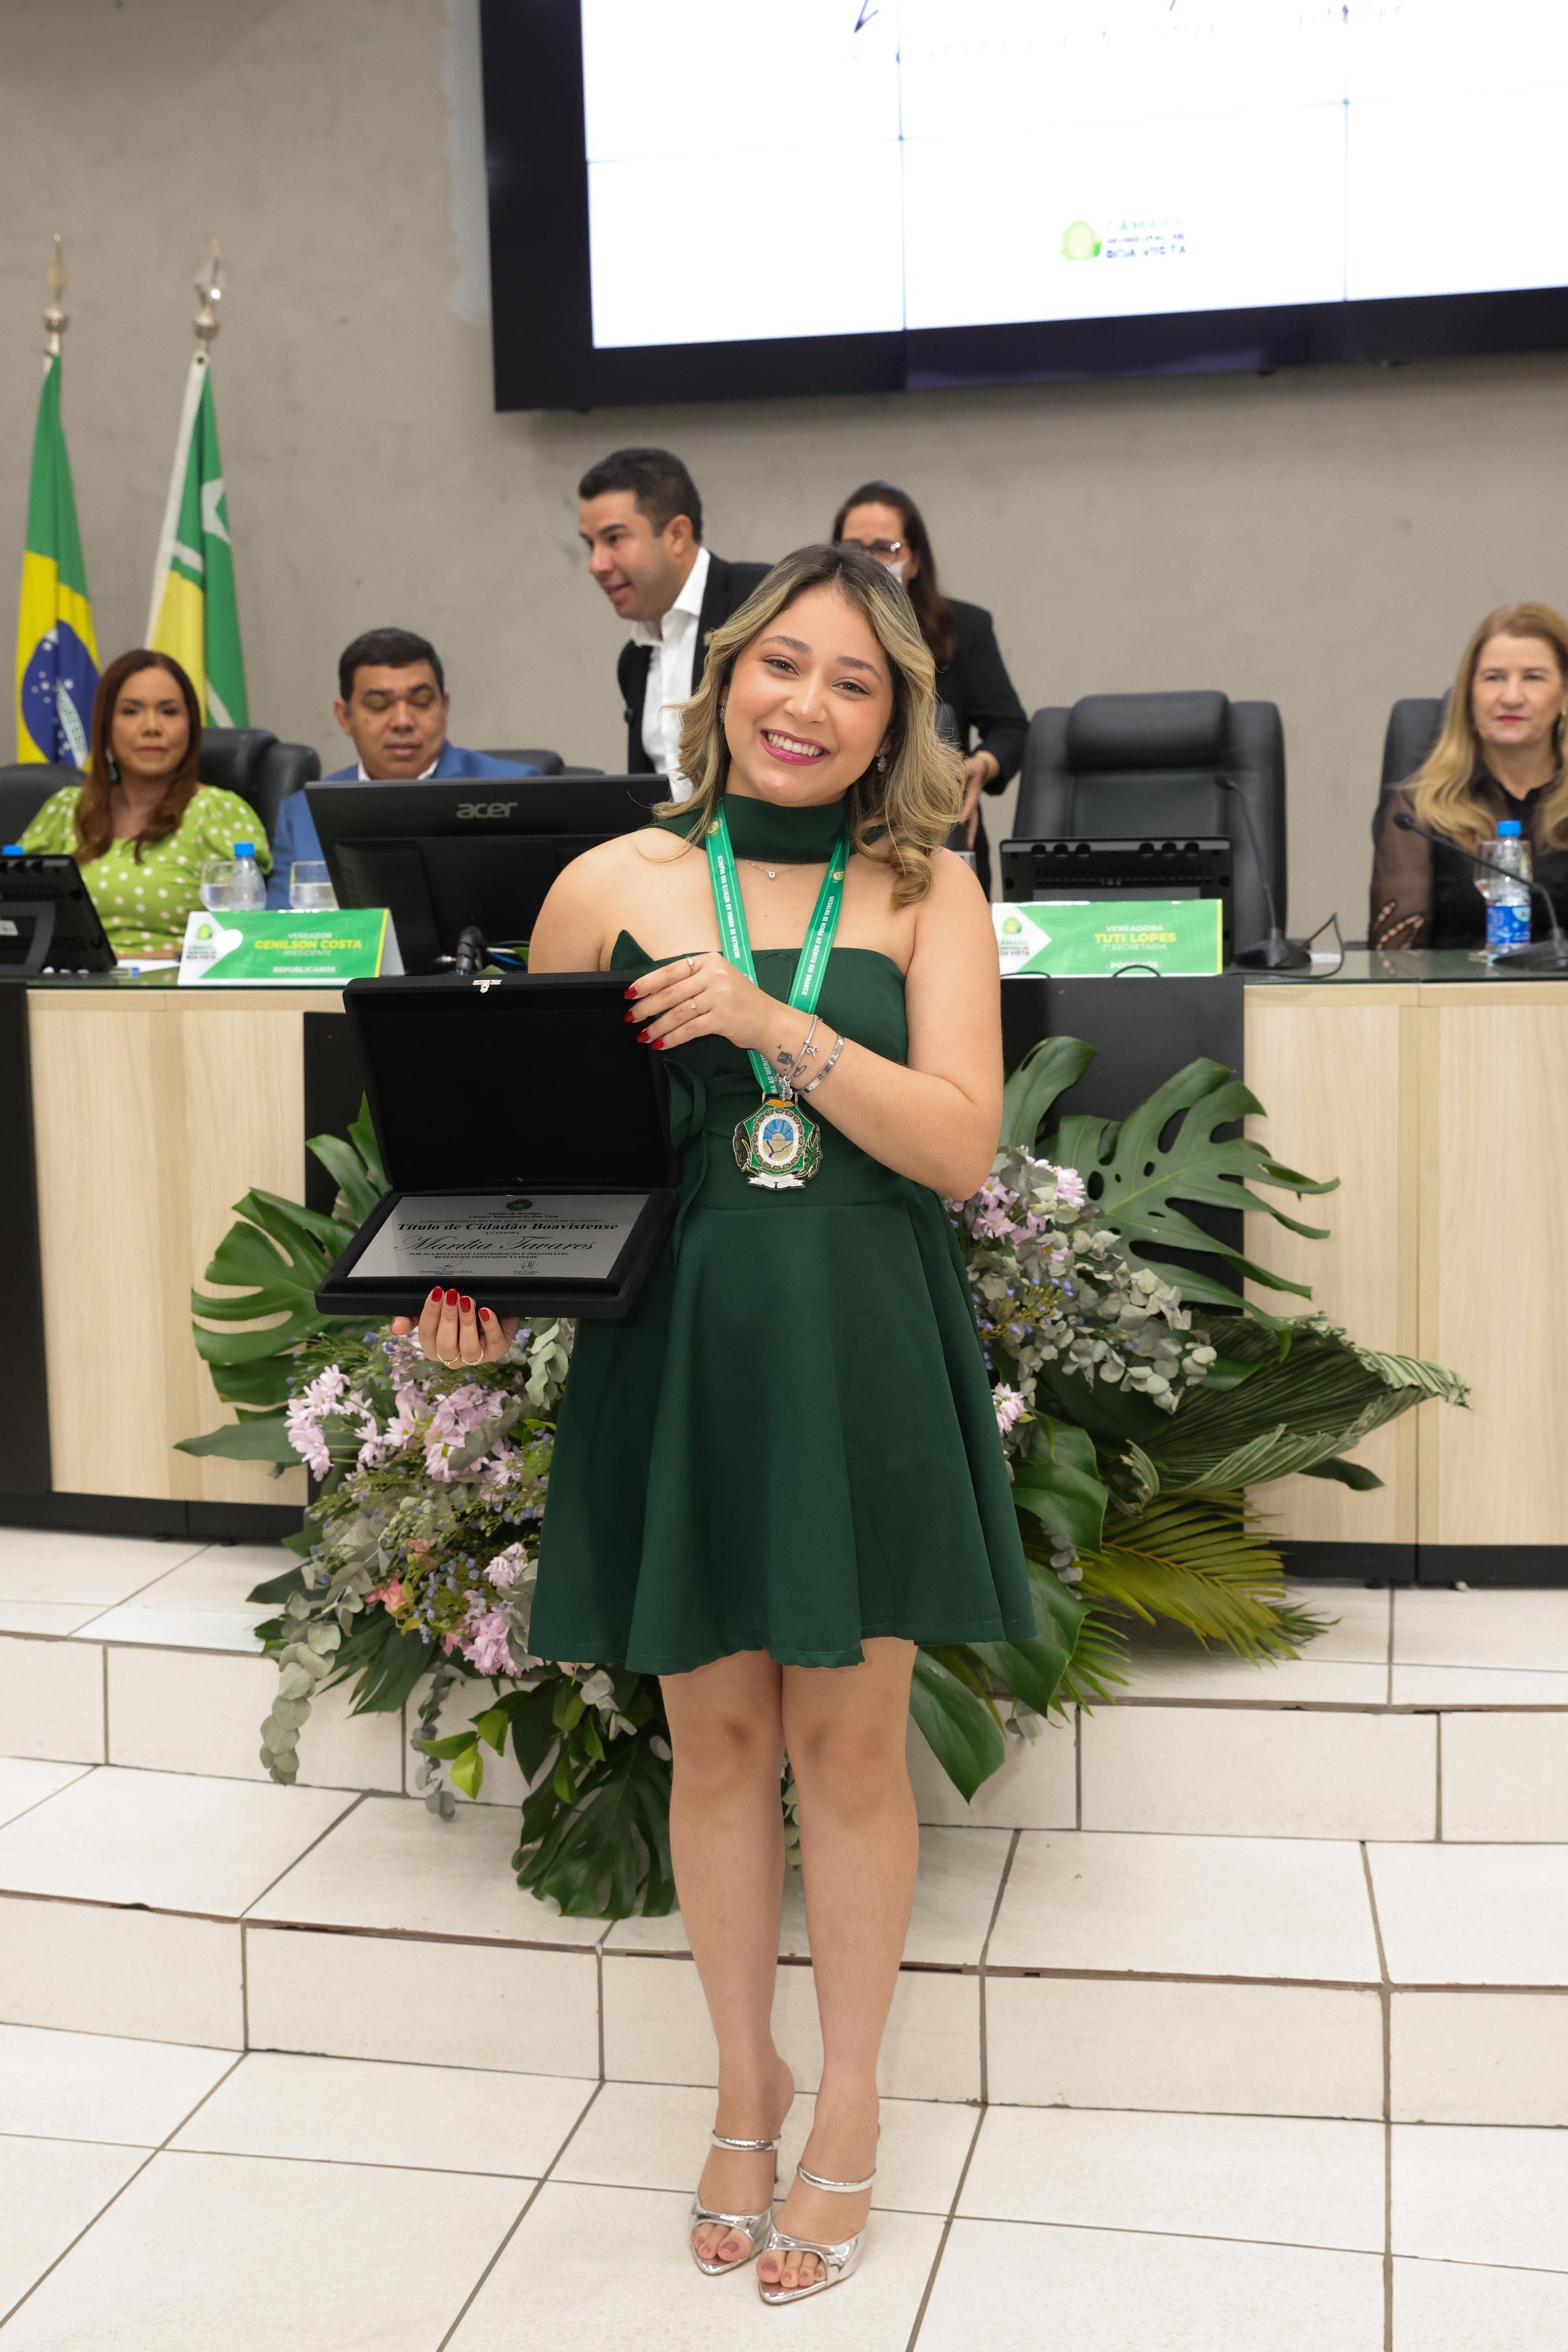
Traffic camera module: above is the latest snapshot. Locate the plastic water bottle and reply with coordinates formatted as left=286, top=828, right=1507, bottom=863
left=231, top=841, right=266, bottom=912
left=1484, top=820, right=1531, bottom=954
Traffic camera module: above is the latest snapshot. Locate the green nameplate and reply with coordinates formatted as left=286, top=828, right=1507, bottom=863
left=177, top=907, right=402, bottom=987
left=994, top=899, right=1223, bottom=978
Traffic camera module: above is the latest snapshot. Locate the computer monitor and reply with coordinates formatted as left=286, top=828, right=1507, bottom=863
left=0, top=853, right=116, bottom=974
left=306, top=774, right=671, bottom=971
left=999, top=835, right=1235, bottom=964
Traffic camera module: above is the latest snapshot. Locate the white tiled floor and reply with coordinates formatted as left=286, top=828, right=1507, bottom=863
left=0, top=1760, right=88, bottom=1831
left=1392, top=1587, right=1568, bottom=1670
left=167, top=2050, right=595, bottom=2176
left=1391, top=1990, right=1568, bottom=2126
left=1080, top=1704, right=1436, bottom=1839
left=919, top=2220, right=1385, bottom=2351
left=988, top=1830, right=1382, bottom=1980
left=3, top=1537, right=1567, bottom=2344
left=0, top=1766, right=354, bottom=1916
left=0, top=2026, right=237, bottom=2145
left=1392, top=2258, right=1568, bottom=2350
left=0, top=1530, right=206, bottom=1607
left=1368, top=1842, right=1568, bottom=1986
left=959, top=2105, right=1385, bottom=2252
left=247, top=1791, right=605, bottom=1944
left=0, top=2147, right=530, bottom=2349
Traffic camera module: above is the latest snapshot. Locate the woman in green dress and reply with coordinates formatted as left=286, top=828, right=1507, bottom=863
left=20, top=647, right=268, bottom=961
left=397, top=544, right=1033, bottom=2305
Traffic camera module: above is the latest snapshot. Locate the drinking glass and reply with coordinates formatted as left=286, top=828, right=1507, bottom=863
left=198, top=859, right=239, bottom=911
left=289, top=861, right=337, bottom=912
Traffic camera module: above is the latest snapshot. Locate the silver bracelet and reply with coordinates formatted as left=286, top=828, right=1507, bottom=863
left=798, top=1030, right=844, bottom=1095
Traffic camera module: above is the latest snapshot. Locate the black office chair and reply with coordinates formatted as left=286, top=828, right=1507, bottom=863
left=478, top=747, right=566, bottom=776
left=0, top=762, right=78, bottom=846
left=200, top=727, right=320, bottom=848
left=1380, top=698, right=1444, bottom=793
left=1013, top=690, right=1288, bottom=952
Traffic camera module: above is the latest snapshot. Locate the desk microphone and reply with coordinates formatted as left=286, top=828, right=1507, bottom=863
left=1215, top=775, right=1312, bottom=969
left=1391, top=809, right=1568, bottom=971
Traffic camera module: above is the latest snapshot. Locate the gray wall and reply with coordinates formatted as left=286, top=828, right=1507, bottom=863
left=5, top=0, right=1567, bottom=934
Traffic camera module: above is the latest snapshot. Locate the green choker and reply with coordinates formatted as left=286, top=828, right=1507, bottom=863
left=669, top=791, right=848, bottom=866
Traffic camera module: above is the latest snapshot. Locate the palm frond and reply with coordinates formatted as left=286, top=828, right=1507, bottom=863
left=1079, top=1490, right=1326, bottom=1660
left=1142, top=1315, right=1468, bottom=1493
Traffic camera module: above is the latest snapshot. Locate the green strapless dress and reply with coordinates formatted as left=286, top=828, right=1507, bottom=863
left=529, top=797, right=1034, bottom=1676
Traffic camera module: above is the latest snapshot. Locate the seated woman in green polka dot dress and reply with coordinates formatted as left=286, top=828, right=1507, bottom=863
left=20, top=647, right=270, bottom=963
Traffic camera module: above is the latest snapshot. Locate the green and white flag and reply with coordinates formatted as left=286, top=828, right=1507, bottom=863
left=146, top=350, right=248, bottom=725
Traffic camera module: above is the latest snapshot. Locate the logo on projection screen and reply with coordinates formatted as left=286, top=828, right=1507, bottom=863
left=1062, top=217, right=1187, bottom=265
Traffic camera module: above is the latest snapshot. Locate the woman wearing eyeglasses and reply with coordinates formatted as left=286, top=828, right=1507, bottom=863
left=832, top=481, right=1028, bottom=897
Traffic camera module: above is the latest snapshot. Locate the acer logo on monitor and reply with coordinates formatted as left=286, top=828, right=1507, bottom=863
left=456, top=801, right=519, bottom=820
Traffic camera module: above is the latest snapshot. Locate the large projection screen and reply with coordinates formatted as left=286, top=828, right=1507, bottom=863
left=482, top=0, right=1568, bottom=411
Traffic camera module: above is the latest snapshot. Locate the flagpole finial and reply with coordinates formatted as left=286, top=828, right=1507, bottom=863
left=44, top=235, right=67, bottom=356
left=193, top=238, right=224, bottom=349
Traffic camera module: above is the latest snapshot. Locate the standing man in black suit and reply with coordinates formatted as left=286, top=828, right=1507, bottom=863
left=578, top=447, right=769, bottom=798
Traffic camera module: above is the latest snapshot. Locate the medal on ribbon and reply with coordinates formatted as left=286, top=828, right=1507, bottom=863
left=704, top=805, right=848, bottom=1190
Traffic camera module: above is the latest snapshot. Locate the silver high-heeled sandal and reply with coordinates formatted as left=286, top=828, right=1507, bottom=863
left=757, top=2161, right=876, bottom=2305
left=688, top=2130, right=780, bottom=2275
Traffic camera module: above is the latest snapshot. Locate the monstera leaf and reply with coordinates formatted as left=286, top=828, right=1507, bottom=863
left=1010, top=1415, right=1107, bottom=1553
left=1000, top=1035, right=1097, bottom=1151
left=1007, top=1040, right=1338, bottom=1307
left=176, top=1100, right=387, bottom=1456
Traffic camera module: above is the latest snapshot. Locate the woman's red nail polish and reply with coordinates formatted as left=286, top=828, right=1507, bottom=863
left=444, top=1288, right=459, bottom=1305
left=459, top=1295, right=473, bottom=1313
left=479, top=1307, right=492, bottom=1324
left=428, top=1286, right=443, bottom=1302
left=623, top=1010, right=637, bottom=1023
left=637, top=1029, right=651, bottom=1043
left=623, top=985, right=637, bottom=1000
left=654, top=1037, right=669, bottom=1049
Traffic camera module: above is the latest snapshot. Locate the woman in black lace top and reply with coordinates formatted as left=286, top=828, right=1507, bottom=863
left=1371, top=601, right=1568, bottom=949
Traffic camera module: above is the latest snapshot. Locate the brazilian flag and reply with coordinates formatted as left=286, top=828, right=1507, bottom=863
left=147, top=351, right=248, bottom=727
left=15, top=353, right=98, bottom=766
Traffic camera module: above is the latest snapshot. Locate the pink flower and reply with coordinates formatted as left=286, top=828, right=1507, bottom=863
left=459, top=1604, right=516, bottom=1676
left=380, top=1385, right=426, bottom=1456
left=1052, top=1166, right=1087, bottom=1211
left=283, top=1396, right=330, bottom=1481
left=484, top=1543, right=530, bottom=1590
left=423, top=1383, right=500, bottom=1481
left=973, top=1203, right=1017, bottom=1240
left=367, top=1579, right=407, bottom=1611
left=993, top=1385, right=1028, bottom=1436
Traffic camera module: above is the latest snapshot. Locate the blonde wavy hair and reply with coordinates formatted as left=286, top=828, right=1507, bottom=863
left=661, top=543, right=965, bottom=904
left=1409, top=602, right=1568, bottom=853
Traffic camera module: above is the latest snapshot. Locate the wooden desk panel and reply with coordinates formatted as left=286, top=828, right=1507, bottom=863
left=1243, top=985, right=1419, bottom=1547
left=1418, top=985, right=1568, bottom=1546
left=1244, top=975, right=1568, bottom=1563
left=28, top=990, right=340, bottom=1507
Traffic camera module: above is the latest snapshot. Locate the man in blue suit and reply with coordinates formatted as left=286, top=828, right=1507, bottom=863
left=266, top=626, right=535, bottom=905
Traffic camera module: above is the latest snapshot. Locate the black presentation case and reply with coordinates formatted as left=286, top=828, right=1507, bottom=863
left=315, top=972, right=679, bottom=1321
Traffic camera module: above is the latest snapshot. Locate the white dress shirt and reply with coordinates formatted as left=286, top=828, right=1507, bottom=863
left=356, top=755, right=439, bottom=780
left=630, top=544, right=710, bottom=801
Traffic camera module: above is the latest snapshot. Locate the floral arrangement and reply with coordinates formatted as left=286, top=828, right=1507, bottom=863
left=183, top=1054, right=1467, bottom=1918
